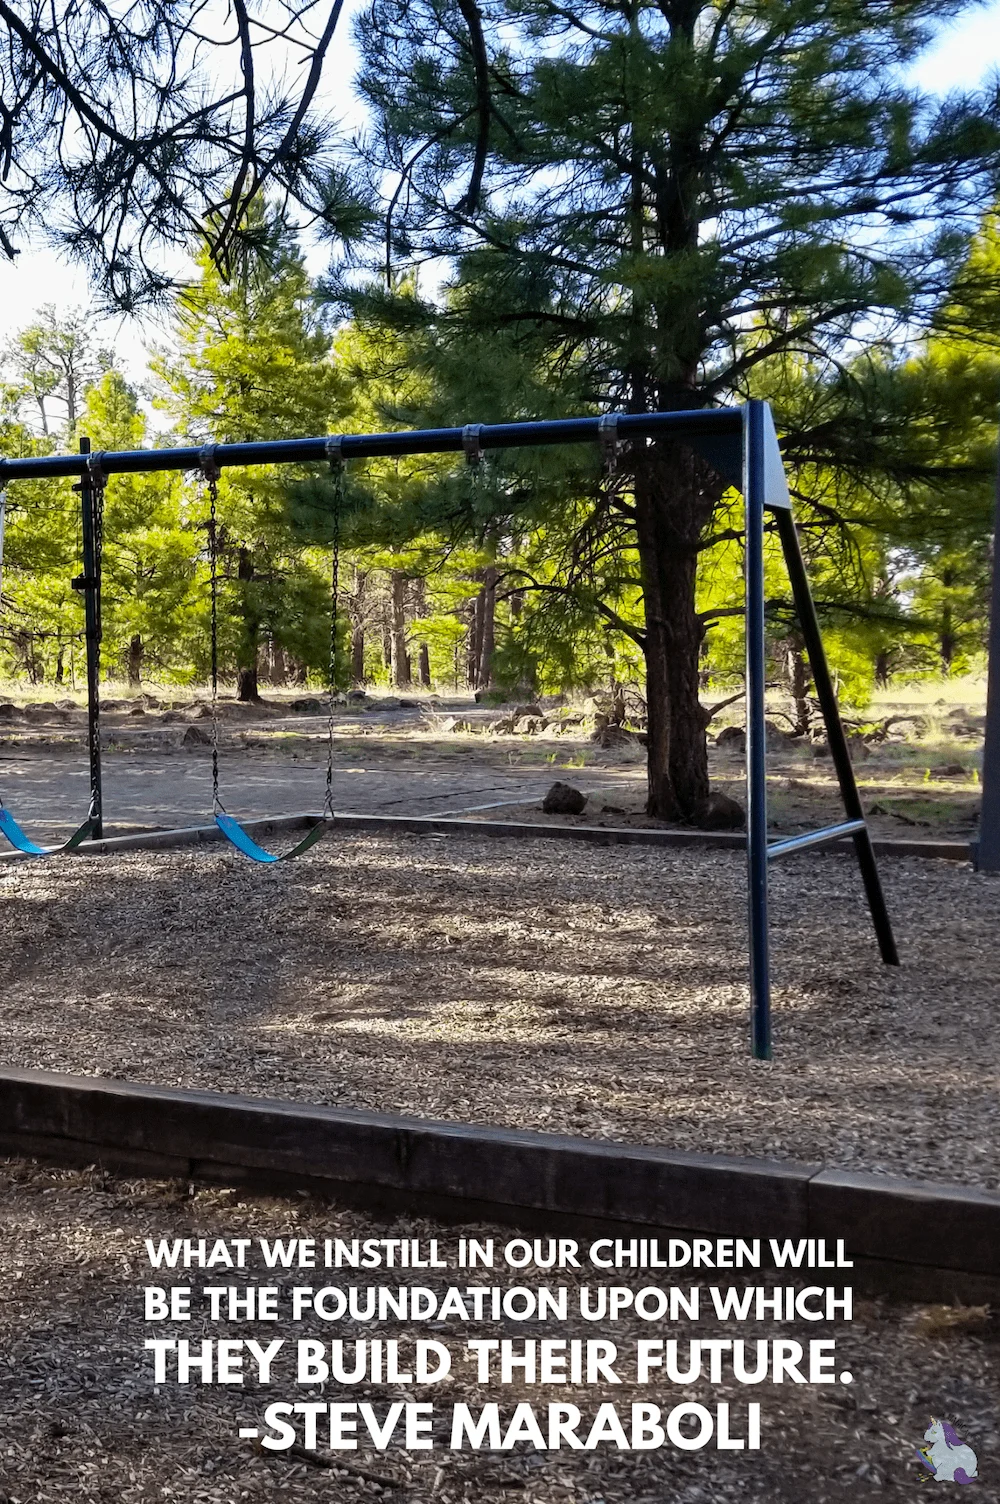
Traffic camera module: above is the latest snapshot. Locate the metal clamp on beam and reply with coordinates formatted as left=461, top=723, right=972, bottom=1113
left=85, top=451, right=107, bottom=488
left=198, top=444, right=221, bottom=482
left=463, top=424, right=484, bottom=467
left=598, top=413, right=621, bottom=471
left=325, top=434, right=344, bottom=469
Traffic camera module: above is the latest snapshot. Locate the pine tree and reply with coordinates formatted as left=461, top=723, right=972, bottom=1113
left=346, top=0, right=1000, bottom=819
left=75, top=372, right=198, bottom=684
left=154, top=215, right=350, bottom=699
left=0, top=413, right=79, bottom=684
left=320, top=313, right=509, bottom=692
left=0, top=0, right=366, bottom=309
left=766, top=214, right=1000, bottom=693
left=3, top=308, right=112, bottom=437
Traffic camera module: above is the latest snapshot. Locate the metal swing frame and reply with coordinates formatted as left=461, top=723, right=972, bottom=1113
left=0, top=400, right=899, bottom=1056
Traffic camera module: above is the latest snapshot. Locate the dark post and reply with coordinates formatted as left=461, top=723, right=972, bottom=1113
left=744, top=402, right=771, bottom=1060
left=773, top=508, right=898, bottom=964
left=976, top=441, right=1000, bottom=870
left=78, top=437, right=103, bottom=838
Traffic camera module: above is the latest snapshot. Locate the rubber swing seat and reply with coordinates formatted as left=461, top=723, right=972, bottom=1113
left=0, top=807, right=95, bottom=857
left=214, top=812, right=328, bottom=864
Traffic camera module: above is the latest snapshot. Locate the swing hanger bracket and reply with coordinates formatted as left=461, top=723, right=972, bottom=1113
left=85, top=451, right=107, bottom=488
left=325, top=434, right=345, bottom=469
left=598, top=413, right=622, bottom=472
left=71, top=452, right=107, bottom=494
left=463, top=423, right=484, bottom=468
left=199, top=444, right=221, bottom=483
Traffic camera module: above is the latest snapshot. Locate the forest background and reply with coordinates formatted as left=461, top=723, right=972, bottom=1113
left=2, top=0, right=1000, bottom=824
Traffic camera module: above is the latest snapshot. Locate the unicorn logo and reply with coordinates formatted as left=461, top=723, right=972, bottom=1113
left=916, top=1419, right=978, bottom=1484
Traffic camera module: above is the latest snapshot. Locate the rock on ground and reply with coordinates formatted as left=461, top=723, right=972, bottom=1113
left=694, top=789, right=746, bottom=829
left=541, top=780, right=588, bottom=815
left=182, top=724, right=212, bottom=747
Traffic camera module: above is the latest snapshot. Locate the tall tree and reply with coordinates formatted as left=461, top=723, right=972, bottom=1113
left=75, top=371, right=198, bottom=685
left=347, top=0, right=1000, bottom=819
left=3, top=306, right=111, bottom=436
left=155, top=214, right=349, bottom=699
left=0, top=413, right=79, bottom=683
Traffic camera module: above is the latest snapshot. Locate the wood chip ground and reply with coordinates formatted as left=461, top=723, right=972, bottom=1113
left=0, top=832, right=996, bottom=1188
left=0, top=1161, right=997, bottom=1502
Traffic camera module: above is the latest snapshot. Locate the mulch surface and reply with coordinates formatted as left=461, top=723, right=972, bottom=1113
left=0, top=1160, right=997, bottom=1502
left=0, top=832, right=996, bottom=1189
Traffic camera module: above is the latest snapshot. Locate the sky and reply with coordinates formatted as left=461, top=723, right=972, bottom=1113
left=1, top=0, right=999, bottom=390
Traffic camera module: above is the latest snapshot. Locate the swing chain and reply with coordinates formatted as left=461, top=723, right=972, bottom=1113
left=324, top=437, right=344, bottom=819
left=200, top=447, right=224, bottom=814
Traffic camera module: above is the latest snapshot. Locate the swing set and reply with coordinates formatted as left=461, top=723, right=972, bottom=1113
left=0, top=402, right=899, bottom=1057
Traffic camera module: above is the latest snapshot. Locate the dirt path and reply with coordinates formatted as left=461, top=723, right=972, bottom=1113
left=0, top=690, right=984, bottom=843
left=0, top=742, right=644, bottom=836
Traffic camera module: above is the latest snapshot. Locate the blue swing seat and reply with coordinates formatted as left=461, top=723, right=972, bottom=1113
left=0, top=807, right=95, bottom=857
left=214, top=812, right=327, bottom=864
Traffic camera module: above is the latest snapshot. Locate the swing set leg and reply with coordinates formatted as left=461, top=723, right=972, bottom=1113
left=773, top=509, right=898, bottom=967
left=744, top=411, right=771, bottom=1060
left=743, top=405, right=898, bottom=1064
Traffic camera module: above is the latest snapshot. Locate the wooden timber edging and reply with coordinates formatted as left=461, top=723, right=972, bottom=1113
left=0, top=1068, right=996, bottom=1303
left=0, top=809, right=973, bottom=863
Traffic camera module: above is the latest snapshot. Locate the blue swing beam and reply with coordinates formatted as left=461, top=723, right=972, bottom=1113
left=0, top=402, right=899, bottom=1058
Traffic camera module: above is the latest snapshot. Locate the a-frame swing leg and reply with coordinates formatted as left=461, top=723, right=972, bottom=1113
left=772, top=508, right=899, bottom=968
left=744, top=416, right=772, bottom=1061
left=743, top=400, right=898, bottom=1061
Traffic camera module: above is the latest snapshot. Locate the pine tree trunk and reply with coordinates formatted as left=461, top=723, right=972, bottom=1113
left=784, top=634, right=810, bottom=735
left=633, top=446, right=718, bottom=821
left=467, top=594, right=483, bottom=687
left=411, top=577, right=432, bottom=690
left=236, top=546, right=260, bottom=702
left=351, top=567, right=369, bottom=685
left=478, top=566, right=498, bottom=688
left=351, top=627, right=366, bottom=685
left=269, top=641, right=287, bottom=687
left=874, top=650, right=890, bottom=688
left=391, top=571, right=411, bottom=687
left=23, top=632, right=41, bottom=683
left=940, top=602, right=955, bottom=674
left=127, top=634, right=144, bottom=688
